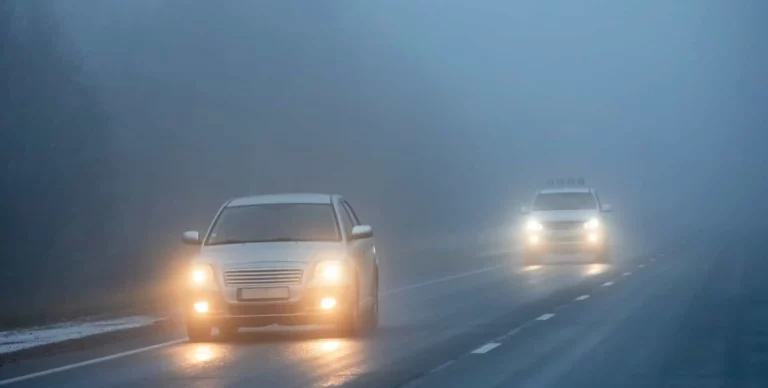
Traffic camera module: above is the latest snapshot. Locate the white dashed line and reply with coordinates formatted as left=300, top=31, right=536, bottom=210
left=536, top=313, right=555, bottom=321
left=637, top=264, right=645, bottom=268
left=494, top=326, right=524, bottom=342
left=0, top=339, right=186, bottom=386
left=574, top=295, right=590, bottom=301
left=651, top=258, right=656, bottom=262
left=603, top=281, right=614, bottom=287
left=623, top=272, right=632, bottom=276
left=430, top=360, right=456, bottom=373
left=472, top=343, right=502, bottom=354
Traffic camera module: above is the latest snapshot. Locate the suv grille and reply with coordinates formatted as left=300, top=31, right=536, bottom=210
left=224, top=268, right=303, bottom=287
left=545, top=221, right=584, bottom=231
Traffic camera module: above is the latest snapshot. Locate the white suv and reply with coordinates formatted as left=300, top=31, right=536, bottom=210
left=520, top=187, right=612, bottom=265
left=182, top=193, right=379, bottom=341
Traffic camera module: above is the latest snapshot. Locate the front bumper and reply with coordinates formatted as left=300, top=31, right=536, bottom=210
left=525, top=230, right=606, bottom=253
left=185, top=284, right=352, bottom=327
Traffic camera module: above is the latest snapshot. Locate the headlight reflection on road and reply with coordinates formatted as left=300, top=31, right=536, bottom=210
left=191, top=345, right=214, bottom=363
left=319, top=340, right=341, bottom=352
left=583, top=263, right=608, bottom=276
left=522, top=265, right=543, bottom=272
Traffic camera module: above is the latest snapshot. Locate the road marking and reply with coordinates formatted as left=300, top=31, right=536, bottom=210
left=0, top=339, right=186, bottom=386
left=430, top=360, right=456, bottom=373
left=471, top=343, right=502, bottom=354
left=650, top=258, right=656, bottom=262
left=602, top=281, right=614, bottom=287
left=623, top=272, right=632, bottom=276
left=637, top=264, right=645, bottom=268
left=494, top=325, right=524, bottom=342
left=536, top=313, right=555, bottom=321
left=382, top=264, right=506, bottom=297
left=574, top=295, right=590, bottom=301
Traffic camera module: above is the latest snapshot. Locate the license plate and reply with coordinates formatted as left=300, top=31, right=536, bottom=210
left=239, top=287, right=290, bottom=301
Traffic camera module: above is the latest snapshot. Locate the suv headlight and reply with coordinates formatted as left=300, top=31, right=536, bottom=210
left=583, top=218, right=600, bottom=230
left=526, top=219, right=543, bottom=232
left=314, top=260, right=346, bottom=283
left=191, top=264, right=215, bottom=287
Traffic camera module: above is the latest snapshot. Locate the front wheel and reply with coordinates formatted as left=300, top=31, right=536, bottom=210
left=523, top=251, right=542, bottom=266
left=594, top=249, right=611, bottom=264
left=186, top=320, right=213, bottom=342
left=336, top=287, right=362, bottom=336
left=366, top=270, right=379, bottom=332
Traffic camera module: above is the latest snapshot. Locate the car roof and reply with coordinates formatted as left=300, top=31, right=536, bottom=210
left=537, top=187, right=593, bottom=194
left=227, top=193, right=336, bottom=207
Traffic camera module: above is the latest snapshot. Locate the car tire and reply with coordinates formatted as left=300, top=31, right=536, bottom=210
left=594, top=250, right=611, bottom=264
left=216, top=324, right=238, bottom=342
left=366, top=269, right=379, bottom=333
left=186, top=320, right=213, bottom=342
left=337, top=280, right=362, bottom=336
left=523, top=252, right=542, bottom=266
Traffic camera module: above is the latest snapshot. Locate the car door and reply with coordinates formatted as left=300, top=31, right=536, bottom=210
left=341, top=200, right=375, bottom=300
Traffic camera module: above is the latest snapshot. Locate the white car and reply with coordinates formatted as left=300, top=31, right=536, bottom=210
left=181, top=193, right=379, bottom=341
left=520, top=186, right=612, bottom=265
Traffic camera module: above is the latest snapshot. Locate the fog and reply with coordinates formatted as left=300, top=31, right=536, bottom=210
left=2, top=0, right=766, bottom=326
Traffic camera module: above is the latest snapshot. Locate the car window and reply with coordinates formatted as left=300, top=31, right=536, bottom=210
left=533, top=192, right=597, bottom=211
left=338, top=202, right=355, bottom=237
left=205, top=203, right=340, bottom=245
left=342, top=201, right=360, bottom=225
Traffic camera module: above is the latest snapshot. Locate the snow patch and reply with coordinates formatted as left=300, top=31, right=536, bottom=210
left=0, top=316, right=161, bottom=354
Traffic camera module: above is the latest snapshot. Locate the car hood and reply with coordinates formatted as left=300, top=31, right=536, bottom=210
left=529, top=209, right=600, bottom=222
left=198, top=241, right=343, bottom=269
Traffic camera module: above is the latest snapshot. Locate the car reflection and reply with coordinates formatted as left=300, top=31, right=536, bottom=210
left=319, top=340, right=341, bottom=352
left=583, top=263, right=609, bottom=276
left=190, top=344, right=215, bottom=363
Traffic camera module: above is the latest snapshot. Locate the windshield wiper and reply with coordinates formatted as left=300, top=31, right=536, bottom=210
left=208, top=237, right=310, bottom=245
left=207, top=238, right=254, bottom=246
left=254, top=237, right=307, bottom=243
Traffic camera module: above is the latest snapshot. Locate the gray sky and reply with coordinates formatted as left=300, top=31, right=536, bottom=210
left=53, top=0, right=768, bottom=256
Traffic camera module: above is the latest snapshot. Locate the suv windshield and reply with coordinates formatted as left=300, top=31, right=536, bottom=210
left=206, top=203, right=340, bottom=245
left=533, top=192, right=597, bottom=211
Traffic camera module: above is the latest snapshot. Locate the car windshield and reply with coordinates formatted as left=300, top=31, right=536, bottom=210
left=533, top=192, right=596, bottom=211
left=205, top=203, right=340, bottom=245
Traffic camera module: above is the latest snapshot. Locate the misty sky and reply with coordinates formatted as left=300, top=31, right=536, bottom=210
left=51, top=0, right=768, bottom=257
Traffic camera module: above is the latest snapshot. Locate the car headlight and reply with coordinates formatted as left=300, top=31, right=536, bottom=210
left=526, top=219, right=543, bottom=232
left=191, top=264, right=215, bottom=287
left=583, top=218, right=600, bottom=230
left=314, top=260, right=346, bottom=283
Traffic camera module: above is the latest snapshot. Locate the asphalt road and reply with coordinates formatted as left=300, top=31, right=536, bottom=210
left=1, top=234, right=766, bottom=387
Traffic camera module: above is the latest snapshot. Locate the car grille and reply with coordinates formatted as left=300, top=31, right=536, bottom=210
left=545, top=221, right=584, bottom=231
left=229, top=303, right=305, bottom=316
left=224, top=268, right=303, bottom=287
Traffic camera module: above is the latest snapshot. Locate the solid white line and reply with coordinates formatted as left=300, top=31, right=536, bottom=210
left=0, top=339, right=186, bottom=386
left=574, top=295, right=590, bottom=301
left=602, top=281, right=614, bottom=287
left=430, top=360, right=456, bottom=373
left=536, top=313, right=555, bottom=321
left=382, top=264, right=506, bottom=297
left=623, top=272, right=632, bottom=276
left=471, top=342, right=502, bottom=354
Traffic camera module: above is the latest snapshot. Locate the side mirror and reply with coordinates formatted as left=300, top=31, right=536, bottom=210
left=601, top=204, right=613, bottom=213
left=183, top=231, right=201, bottom=245
left=350, top=225, right=373, bottom=240
left=520, top=206, right=531, bottom=215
